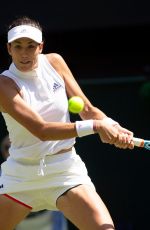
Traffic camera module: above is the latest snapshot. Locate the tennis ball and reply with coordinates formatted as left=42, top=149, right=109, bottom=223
left=68, top=96, right=84, bottom=113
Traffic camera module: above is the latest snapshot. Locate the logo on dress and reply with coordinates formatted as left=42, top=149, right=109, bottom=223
left=53, top=82, right=61, bottom=92
left=0, top=184, right=3, bottom=189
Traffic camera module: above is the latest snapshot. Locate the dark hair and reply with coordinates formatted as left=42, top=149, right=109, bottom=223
left=7, top=16, right=42, bottom=32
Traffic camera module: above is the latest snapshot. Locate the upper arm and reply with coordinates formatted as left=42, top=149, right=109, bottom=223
left=46, top=53, right=106, bottom=120
left=0, top=76, right=46, bottom=139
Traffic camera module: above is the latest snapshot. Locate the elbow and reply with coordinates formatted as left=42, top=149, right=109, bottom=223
left=30, top=122, right=61, bottom=141
left=36, top=129, right=49, bottom=141
left=34, top=124, right=57, bottom=141
left=38, top=134, right=48, bottom=141
left=31, top=123, right=50, bottom=141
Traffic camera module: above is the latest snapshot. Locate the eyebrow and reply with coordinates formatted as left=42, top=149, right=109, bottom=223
left=14, top=40, right=35, bottom=44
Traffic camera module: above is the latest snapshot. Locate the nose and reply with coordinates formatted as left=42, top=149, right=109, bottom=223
left=20, top=48, right=28, bottom=58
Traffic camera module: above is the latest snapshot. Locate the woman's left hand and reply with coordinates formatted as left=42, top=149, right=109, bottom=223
left=113, top=124, right=134, bottom=149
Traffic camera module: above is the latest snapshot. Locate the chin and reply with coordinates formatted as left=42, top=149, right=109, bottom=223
left=20, top=68, right=30, bottom=72
left=20, top=65, right=34, bottom=72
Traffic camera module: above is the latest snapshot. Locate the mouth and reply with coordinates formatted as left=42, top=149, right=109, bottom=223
left=20, top=61, right=31, bottom=64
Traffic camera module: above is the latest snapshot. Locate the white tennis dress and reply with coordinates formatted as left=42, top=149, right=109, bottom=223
left=0, top=54, right=95, bottom=211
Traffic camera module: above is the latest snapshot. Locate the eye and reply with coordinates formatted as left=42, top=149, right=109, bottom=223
left=28, top=45, right=35, bottom=49
left=14, top=45, right=21, bottom=49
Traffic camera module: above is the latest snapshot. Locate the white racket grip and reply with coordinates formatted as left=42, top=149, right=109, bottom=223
left=133, top=137, right=144, bottom=147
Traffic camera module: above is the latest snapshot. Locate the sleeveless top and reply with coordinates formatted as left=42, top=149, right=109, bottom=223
left=1, top=54, right=75, bottom=163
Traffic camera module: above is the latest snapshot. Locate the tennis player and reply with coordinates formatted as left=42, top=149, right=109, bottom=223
left=0, top=16, right=134, bottom=230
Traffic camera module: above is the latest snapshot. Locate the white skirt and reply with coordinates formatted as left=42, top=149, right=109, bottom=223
left=0, top=147, right=95, bottom=211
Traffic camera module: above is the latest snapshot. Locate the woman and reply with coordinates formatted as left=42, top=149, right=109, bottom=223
left=0, top=16, right=134, bottom=230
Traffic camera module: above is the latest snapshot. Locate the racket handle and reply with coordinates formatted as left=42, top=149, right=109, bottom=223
left=133, top=137, right=144, bottom=147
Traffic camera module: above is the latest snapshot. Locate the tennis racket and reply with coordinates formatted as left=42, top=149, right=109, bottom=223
left=133, top=137, right=150, bottom=150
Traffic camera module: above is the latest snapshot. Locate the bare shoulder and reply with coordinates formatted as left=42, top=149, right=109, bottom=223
left=45, top=53, right=64, bottom=66
left=0, top=75, right=20, bottom=93
left=45, top=53, right=72, bottom=80
left=0, top=75, right=15, bottom=90
left=46, top=53, right=68, bottom=72
left=0, top=75, right=22, bottom=109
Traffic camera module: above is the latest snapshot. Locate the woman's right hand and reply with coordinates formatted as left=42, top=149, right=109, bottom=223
left=94, top=119, right=119, bottom=145
left=94, top=119, right=134, bottom=149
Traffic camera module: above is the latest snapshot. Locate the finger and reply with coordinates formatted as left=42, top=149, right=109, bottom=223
left=109, top=133, right=119, bottom=145
left=114, top=134, right=131, bottom=149
left=128, top=140, right=134, bottom=149
left=120, top=128, right=134, bottom=137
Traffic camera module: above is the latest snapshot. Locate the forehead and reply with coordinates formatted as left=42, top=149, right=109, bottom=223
left=12, top=37, right=38, bottom=44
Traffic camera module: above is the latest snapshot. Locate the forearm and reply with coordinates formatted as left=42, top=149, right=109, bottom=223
left=40, top=121, right=78, bottom=141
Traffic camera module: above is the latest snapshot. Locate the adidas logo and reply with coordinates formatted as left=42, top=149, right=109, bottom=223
left=0, top=184, right=3, bottom=189
left=20, top=29, right=27, bottom=33
left=53, top=82, right=61, bottom=92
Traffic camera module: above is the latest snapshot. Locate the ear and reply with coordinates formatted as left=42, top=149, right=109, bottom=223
left=39, top=42, right=44, bottom=54
left=7, top=43, right=12, bottom=56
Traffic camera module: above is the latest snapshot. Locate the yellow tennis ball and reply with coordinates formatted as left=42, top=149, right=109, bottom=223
left=68, top=96, right=84, bottom=113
